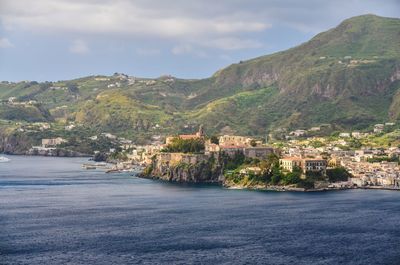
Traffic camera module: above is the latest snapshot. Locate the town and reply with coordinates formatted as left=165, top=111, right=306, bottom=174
left=23, top=121, right=400, bottom=191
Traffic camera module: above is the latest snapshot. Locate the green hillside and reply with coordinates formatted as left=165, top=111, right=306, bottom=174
left=1, top=14, right=399, bottom=140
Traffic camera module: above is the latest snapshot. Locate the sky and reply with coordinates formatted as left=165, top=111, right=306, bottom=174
left=0, top=0, right=399, bottom=82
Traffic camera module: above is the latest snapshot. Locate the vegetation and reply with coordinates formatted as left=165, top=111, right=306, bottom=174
left=162, top=137, right=205, bottom=153
left=222, top=152, right=324, bottom=189
left=326, top=167, right=352, bottom=182
left=0, top=15, right=399, bottom=142
left=366, top=155, right=399, bottom=163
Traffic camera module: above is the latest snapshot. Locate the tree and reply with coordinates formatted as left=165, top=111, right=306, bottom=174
left=270, top=164, right=282, bottom=185
left=282, top=171, right=301, bottom=185
left=326, top=167, right=352, bottom=182
left=210, top=135, right=219, bottom=145
left=67, top=83, right=79, bottom=94
left=271, top=173, right=281, bottom=185
left=163, top=137, right=205, bottom=153
left=94, top=152, right=108, bottom=162
left=250, top=139, right=257, bottom=147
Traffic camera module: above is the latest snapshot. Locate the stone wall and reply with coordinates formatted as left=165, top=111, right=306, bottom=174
left=157, top=152, right=210, bottom=165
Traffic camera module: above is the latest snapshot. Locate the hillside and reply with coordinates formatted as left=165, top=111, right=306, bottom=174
left=0, top=14, right=399, bottom=141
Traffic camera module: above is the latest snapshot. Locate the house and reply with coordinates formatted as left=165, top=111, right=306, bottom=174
left=303, top=158, right=327, bottom=174
left=65, top=124, right=75, bottom=131
left=290, top=130, right=307, bottom=137
left=339, top=132, right=351, bottom=138
left=102, top=133, right=117, bottom=140
left=374, top=124, right=384, bottom=133
left=42, top=137, right=66, bottom=147
left=351, top=131, right=362, bottom=138
left=219, top=135, right=253, bottom=147
left=309, top=127, right=321, bottom=132
left=354, top=149, right=374, bottom=162
left=240, top=167, right=262, bottom=175
left=205, top=142, right=220, bottom=154
left=280, top=157, right=302, bottom=172
left=280, top=157, right=327, bottom=174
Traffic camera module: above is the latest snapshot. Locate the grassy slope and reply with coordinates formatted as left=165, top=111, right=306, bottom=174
left=0, top=15, right=400, bottom=138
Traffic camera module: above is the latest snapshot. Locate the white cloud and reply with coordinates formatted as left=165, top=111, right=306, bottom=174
left=1, top=0, right=398, bottom=57
left=171, top=44, right=208, bottom=57
left=0, top=0, right=270, bottom=37
left=69, top=40, right=89, bottom=54
left=0, top=38, right=13, bottom=48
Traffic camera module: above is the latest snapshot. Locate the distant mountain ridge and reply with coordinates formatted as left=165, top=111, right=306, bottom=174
left=0, top=14, right=399, bottom=140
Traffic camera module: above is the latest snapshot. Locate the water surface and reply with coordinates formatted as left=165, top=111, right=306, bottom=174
left=1, top=155, right=400, bottom=264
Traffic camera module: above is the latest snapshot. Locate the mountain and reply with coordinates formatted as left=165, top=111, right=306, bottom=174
left=0, top=14, right=399, bottom=141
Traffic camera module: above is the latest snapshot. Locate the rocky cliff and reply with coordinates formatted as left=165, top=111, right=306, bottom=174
left=141, top=154, right=224, bottom=183
left=0, top=130, right=34, bottom=155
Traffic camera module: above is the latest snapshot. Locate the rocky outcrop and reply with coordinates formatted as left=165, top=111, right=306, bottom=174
left=0, top=130, right=88, bottom=157
left=26, top=147, right=88, bottom=157
left=0, top=131, right=34, bottom=155
left=141, top=154, right=224, bottom=183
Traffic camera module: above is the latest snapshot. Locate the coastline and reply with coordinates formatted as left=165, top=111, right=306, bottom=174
left=1, top=153, right=91, bottom=158
left=223, top=183, right=350, bottom=192
left=137, top=172, right=400, bottom=192
left=223, top=183, right=400, bottom=192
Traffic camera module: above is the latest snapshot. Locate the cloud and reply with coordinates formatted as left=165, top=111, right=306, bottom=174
left=69, top=40, right=89, bottom=54
left=172, top=44, right=193, bottom=55
left=0, top=0, right=270, bottom=38
left=0, top=38, right=13, bottom=48
left=205, top=37, right=263, bottom=50
left=171, top=44, right=208, bottom=57
left=136, top=48, right=161, bottom=56
left=0, top=0, right=399, bottom=58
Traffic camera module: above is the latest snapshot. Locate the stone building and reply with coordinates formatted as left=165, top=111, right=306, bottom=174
left=279, top=157, right=327, bottom=174
left=166, top=125, right=205, bottom=145
left=219, top=135, right=253, bottom=147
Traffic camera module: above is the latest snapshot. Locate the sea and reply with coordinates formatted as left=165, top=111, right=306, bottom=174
left=1, top=155, right=400, bottom=265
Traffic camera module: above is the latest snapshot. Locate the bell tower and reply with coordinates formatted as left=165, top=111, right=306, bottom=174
left=197, top=124, right=205, bottom=137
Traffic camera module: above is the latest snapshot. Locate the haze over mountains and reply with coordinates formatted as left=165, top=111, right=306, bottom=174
left=0, top=14, right=399, bottom=140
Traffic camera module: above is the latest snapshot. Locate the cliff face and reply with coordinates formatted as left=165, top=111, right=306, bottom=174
left=0, top=129, right=88, bottom=157
left=142, top=154, right=224, bottom=183
left=0, top=131, right=34, bottom=155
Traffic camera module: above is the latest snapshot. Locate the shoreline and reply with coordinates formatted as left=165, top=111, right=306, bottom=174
left=0, top=152, right=92, bottom=158
left=223, top=184, right=350, bottom=192
left=137, top=173, right=400, bottom=192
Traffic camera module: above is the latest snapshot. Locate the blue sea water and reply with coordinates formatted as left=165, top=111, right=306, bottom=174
left=1, top=155, right=400, bottom=265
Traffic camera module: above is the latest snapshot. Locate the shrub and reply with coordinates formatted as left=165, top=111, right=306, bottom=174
left=326, top=167, right=352, bottom=182
left=163, top=137, right=205, bottom=153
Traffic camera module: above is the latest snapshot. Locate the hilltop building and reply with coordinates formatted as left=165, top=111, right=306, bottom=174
left=166, top=125, right=205, bottom=145
left=219, top=135, right=253, bottom=147
left=279, top=157, right=327, bottom=174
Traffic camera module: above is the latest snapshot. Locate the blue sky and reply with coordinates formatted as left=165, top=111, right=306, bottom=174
left=0, top=0, right=399, bottom=82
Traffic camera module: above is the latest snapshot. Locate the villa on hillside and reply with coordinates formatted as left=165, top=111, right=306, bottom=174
left=41, top=137, right=67, bottom=148
left=280, top=157, right=327, bottom=174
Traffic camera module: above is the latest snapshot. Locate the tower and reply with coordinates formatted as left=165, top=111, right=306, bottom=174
left=197, top=124, right=205, bottom=137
